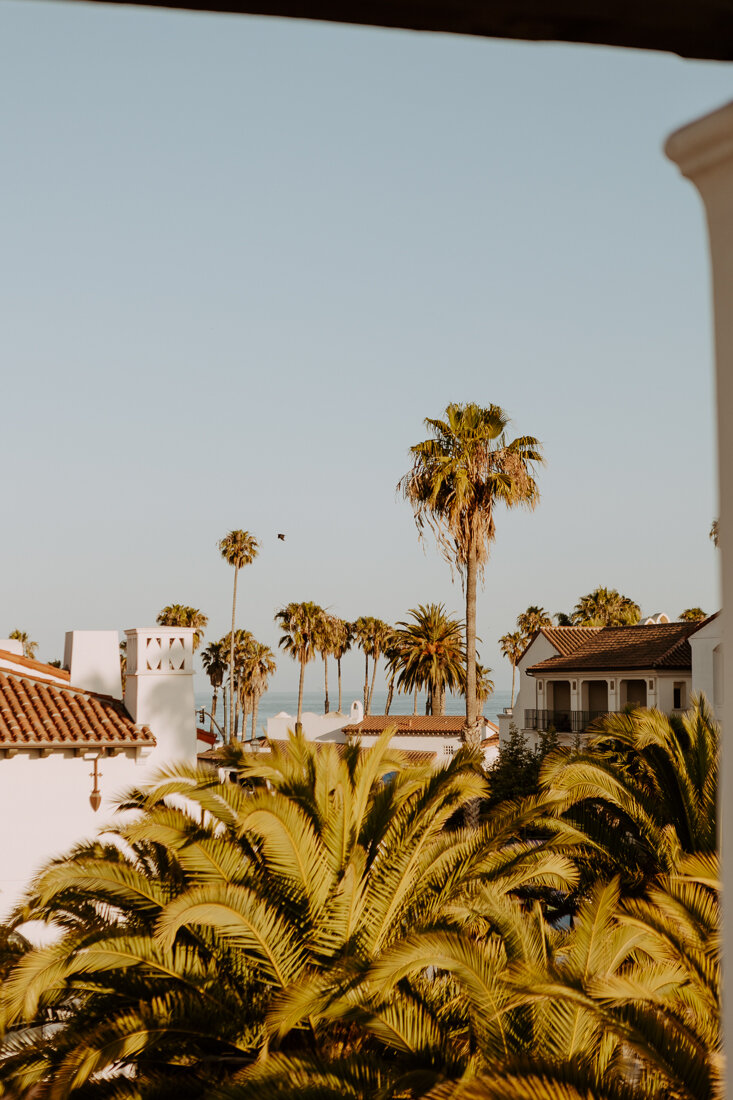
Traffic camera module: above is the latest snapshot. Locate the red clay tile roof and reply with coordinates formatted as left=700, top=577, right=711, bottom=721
left=0, top=649, right=71, bottom=681
left=534, top=626, right=601, bottom=656
left=0, top=670, right=155, bottom=750
left=342, top=715, right=495, bottom=738
left=528, top=622, right=698, bottom=674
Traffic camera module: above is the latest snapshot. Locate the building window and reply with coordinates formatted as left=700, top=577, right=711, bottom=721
left=673, top=682, right=686, bottom=710
left=443, top=744, right=455, bottom=756
left=609, top=680, right=615, bottom=690
left=572, top=681, right=577, bottom=690
left=538, top=682, right=543, bottom=692
left=648, top=680, right=655, bottom=691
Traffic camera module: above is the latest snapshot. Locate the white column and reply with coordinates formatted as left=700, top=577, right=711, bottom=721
left=666, top=100, right=733, bottom=1074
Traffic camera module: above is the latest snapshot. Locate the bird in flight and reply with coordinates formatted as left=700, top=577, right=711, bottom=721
left=277, top=533, right=286, bottom=541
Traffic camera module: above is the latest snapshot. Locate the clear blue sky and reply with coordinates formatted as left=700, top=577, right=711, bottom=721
left=2, top=1, right=728, bottom=693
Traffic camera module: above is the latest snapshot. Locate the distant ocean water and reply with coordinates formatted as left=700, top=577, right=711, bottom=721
left=195, top=686, right=513, bottom=739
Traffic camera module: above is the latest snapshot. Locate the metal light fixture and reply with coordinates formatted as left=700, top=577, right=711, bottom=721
left=89, top=756, right=102, bottom=812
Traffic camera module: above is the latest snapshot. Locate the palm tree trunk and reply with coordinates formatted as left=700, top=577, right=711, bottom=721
left=297, top=652, right=306, bottom=734
left=337, top=657, right=343, bottom=713
left=413, top=685, right=418, bottom=715
left=211, top=687, right=218, bottom=733
left=240, top=693, right=250, bottom=742
left=251, top=691, right=259, bottom=741
left=323, top=656, right=330, bottom=714
left=222, top=687, right=228, bottom=738
left=367, top=650, right=379, bottom=715
left=229, top=566, right=239, bottom=742
left=438, top=685, right=446, bottom=715
left=363, top=653, right=369, bottom=714
left=385, top=674, right=394, bottom=715
left=234, top=675, right=241, bottom=738
left=465, top=541, right=480, bottom=746
left=426, top=683, right=432, bottom=716
left=510, top=663, right=516, bottom=709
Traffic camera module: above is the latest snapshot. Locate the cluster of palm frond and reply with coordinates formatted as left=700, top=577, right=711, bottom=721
left=0, top=701, right=720, bottom=1099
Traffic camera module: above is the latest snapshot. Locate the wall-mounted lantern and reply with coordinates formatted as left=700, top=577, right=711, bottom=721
left=89, top=756, right=102, bottom=812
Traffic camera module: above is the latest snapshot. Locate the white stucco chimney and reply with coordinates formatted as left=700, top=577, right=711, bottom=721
left=0, top=639, right=24, bottom=657
left=64, top=631, right=122, bottom=699
left=123, top=628, right=197, bottom=765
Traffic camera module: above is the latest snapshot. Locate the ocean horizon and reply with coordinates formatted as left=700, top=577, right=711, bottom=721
left=194, top=686, right=514, bottom=739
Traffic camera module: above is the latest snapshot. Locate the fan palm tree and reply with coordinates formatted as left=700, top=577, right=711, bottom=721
left=330, top=617, right=353, bottom=714
left=8, top=629, right=38, bottom=660
left=219, top=530, right=259, bottom=737
left=399, top=403, right=542, bottom=746
left=275, top=602, right=323, bottom=732
left=352, top=620, right=374, bottom=712
left=155, top=603, right=209, bottom=650
left=571, top=587, right=640, bottom=627
left=246, top=640, right=277, bottom=740
left=201, top=637, right=229, bottom=736
left=499, top=630, right=524, bottom=707
left=516, top=605, right=553, bottom=641
left=392, top=604, right=466, bottom=716
left=475, top=661, right=494, bottom=713
left=314, top=610, right=338, bottom=714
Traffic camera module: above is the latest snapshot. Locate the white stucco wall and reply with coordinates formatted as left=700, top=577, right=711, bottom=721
left=689, top=616, right=723, bottom=717
left=0, top=748, right=151, bottom=915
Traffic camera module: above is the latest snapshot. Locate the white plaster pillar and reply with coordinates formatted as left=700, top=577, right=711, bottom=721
left=124, top=627, right=197, bottom=767
left=666, top=100, right=733, bottom=1073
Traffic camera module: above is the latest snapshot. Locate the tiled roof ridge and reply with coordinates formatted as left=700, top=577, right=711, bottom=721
left=0, top=649, right=71, bottom=680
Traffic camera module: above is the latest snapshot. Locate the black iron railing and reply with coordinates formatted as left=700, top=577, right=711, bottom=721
left=524, top=709, right=611, bottom=733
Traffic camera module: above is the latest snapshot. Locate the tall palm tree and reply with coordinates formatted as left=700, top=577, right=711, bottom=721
left=219, top=530, right=259, bottom=738
left=392, top=604, right=466, bottom=716
left=247, top=640, right=277, bottom=740
left=366, top=618, right=391, bottom=714
left=572, top=586, right=640, bottom=627
left=400, top=403, right=542, bottom=745
left=353, top=615, right=375, bottom=713
left=201, top=637, right=229, bottom=736
left=314, top=611, right=337, bottom=714
left=499, top=630, right=524, bottom=707
left=275, top=602, right=323, bottom=732
left=516, top=605, right=553, bottom=641
left=221, top=628, right=256, bottom=738
left=155, top=603, right=208, bottom=650
left=330, top=617, right=352, bottom=714
left=475, top=661, right=495, bottom=714
left=8, top=629, right=38, bottom=660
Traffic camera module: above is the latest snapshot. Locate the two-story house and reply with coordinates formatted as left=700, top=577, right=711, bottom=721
left=497, top=614, right=722, bottom=747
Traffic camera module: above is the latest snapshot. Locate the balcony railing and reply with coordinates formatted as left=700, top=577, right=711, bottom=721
left=524, top=709, right=611, bottom=733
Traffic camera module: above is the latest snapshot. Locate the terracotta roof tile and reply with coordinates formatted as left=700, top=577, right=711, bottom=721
left=342, top=715, right=494, bottom=737
left=0, top=671, right=154, bottom=749
left=528, top=622, right=698, bottom=674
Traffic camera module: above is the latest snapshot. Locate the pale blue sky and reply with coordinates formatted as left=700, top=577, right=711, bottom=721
left=2, top=1, right=728, bottom=693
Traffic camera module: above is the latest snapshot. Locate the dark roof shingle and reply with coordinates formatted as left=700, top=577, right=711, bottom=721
left=528, top=622, right=698, bottom=674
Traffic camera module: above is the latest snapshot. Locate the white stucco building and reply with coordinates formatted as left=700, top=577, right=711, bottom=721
left=265, top=701, right=500, bottom=767
left=0, top=627, right=199, bottom=915
left=497, top=615, right=722, bottom=749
